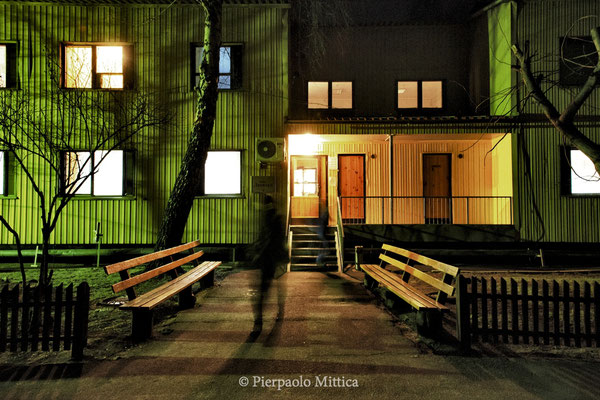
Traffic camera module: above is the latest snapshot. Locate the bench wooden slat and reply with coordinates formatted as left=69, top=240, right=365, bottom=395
left=382, top=244, right=459, bottom=277
left=379, top=253, right=456, bottom=297
left=121, top=261, right=221, bottom=310
left=105, top=240, right=202, bottom=275
left=112, top=250, right=205, bottom=294
left=362, top=264, right=446, bottom=311
left=363, top=265, right=444, bottom=311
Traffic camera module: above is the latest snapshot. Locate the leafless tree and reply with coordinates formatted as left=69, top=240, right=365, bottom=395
left=512, top=27, right=600, bottom=174
left=0, top=49, right=167, bottom=286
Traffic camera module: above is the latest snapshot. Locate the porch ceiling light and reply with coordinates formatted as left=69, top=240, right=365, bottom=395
left=289, top=134, right=322, bottom=156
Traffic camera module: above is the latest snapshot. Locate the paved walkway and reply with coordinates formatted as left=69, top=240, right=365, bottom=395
left=1, top=270, right=600, bottom=399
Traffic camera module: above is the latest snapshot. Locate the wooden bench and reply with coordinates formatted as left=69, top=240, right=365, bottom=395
left=104, top=240, right=221, bottom=341
left=358, top=244, right=460, bottom=334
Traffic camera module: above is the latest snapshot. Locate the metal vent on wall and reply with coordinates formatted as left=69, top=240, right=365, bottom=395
left=256, top=138, right=285, bottom=162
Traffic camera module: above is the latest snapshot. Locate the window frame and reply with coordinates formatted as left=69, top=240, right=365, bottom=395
left=197, top=150, right=244, bottom=198
left=60, top=149, right=135, bottom=198
left=396, top=79, right=445, bottom=112
left=191, top=43, right=243, bottom=91
left=559, top=36, right=599, bottom=87
left=0, top=41, right=18, bottom=89
left=60, top=42, right=134, bottom=90
left=560, top=146, right=600, bottom=197
left=307, top=80, right=354, bottom=110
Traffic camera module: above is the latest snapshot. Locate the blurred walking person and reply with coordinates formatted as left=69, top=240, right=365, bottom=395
left=250, top=195, right=288, bottom=335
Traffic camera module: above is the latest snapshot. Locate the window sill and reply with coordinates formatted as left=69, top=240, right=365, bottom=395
left=64, top=195, right=136, bottom=201
left=195, top=195, right=245, bottom=199
left=0, top=195, right=18, bottom=200
left=563, top=194, right=600, bottom=198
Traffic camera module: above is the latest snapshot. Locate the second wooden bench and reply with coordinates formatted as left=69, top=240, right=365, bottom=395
left=358, top=244, right=460, bottom=334
left=104, top=240, right=221, bottom=341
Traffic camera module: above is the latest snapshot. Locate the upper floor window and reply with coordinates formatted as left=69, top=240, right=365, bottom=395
left=63, top=150, right=134, bottom=196
left=199, top=151, right=242, bottom=196
left=193, top=45, right=243, bottom=90
left=62, top=44, right=133, bottom=89
left=397, top=80, right=443, bottom=109
left=307, top=81, right=353, bottom=109
left=559, top=36, right=598, bottom=86
left=0, top=43, right=17, bottom=88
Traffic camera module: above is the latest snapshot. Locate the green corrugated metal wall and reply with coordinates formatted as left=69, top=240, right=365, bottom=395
left=514, top=0, right=600, bottom=242
left=0, top=2, right=289, bottom=246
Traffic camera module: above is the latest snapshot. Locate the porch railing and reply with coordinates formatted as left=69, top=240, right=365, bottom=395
left=335, top=196, right=345, bottom=272
left=338, top=196, right=513, bottom=225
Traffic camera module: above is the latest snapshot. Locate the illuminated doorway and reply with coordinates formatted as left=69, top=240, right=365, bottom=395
left=290, top=155, right=327, bottom=221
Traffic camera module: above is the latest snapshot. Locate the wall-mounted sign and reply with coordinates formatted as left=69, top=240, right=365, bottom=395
left=252, top=176, right=276, bottom=193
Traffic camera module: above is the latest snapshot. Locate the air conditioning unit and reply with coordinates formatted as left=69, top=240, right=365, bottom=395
left=256, top=138, right=285, bottom=162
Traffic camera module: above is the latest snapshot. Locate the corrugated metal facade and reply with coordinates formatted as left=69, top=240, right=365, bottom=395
left=512, top=0, right=600, bottom=242
left=0, top=2, right=289, bottom=246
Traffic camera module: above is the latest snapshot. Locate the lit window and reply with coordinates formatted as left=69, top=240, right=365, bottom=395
left=397, top=80, right=443, bottom=109
left=294, top=168, right=317, bottom=196
left=570, top=149, right=600, bottom=194
left=397, top=81, right=418, bottom=108
left=63, top=44, right=132, bottom=89
left=0, top=43, right=17, bottom=88
left=0, top=45, right=6, bottom=88
left=64, top=150, right=131, bottom=196
left=308, top=81, right=352, bottom=109
left=308, top=82, right=329, bottom=109
left=332, top=81, right=353, bottom=109
left=203, top=151, right=241, bottom=195
left=194, top=45, right=243, bottom=90
left=422, top=81, right=443, bottom=108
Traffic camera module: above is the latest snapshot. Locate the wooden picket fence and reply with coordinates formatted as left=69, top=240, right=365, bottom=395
left=457, top=275, right=600, bottom=349
left=0, top=282, right=90, bottom=360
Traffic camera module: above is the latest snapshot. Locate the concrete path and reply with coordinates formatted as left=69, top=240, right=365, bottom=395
left=1, top=270, right=600, bottom=400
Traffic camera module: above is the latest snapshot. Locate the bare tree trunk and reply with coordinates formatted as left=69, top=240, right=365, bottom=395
left=512, top=27, right=600, bottom=173
left=0, top=216, right=26, bottom=285
left=155, top=0, right=223, bottom=249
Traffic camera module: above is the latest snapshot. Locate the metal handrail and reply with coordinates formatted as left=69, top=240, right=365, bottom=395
left=338, top=195, right=513, bottom=225
left=336, top=196, right=345, bottom=271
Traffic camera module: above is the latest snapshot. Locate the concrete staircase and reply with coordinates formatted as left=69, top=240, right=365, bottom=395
left=289, top=225, right=338, bottom=271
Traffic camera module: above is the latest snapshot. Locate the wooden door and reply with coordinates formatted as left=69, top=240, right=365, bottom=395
left=290, top=156, right=326, bottom=219
left=423, top=154, right=451, bottom=223
left=338, top=154, right=365, bottom=221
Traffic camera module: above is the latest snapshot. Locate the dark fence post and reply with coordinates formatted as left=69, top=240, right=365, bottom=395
left=10, top=284, right=19, bottom=352
left=456, top=275, right=471, bottom=351
left=0, top=285, right=9, bottom=352
left=53, top=284, right=63, bottom=351
left=21, top=284, right=30, bottom=351
left=72, top=282, right=90, bottom=361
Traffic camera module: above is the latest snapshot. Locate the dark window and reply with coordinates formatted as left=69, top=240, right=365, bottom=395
left=198, top=151, right=242, bottom=196
left=397, top=80, right=443, bottom=109
left=61, top=150, right=134, bottom=196
left=62, top=43, right=134, bottom=89
left=193, top=45, right=243, bottom=90
left=0, top=43, right=18, bottom=88
left=560, top=146, right=600, bottom=195
left=559, top=36, right=598, bottom=86
left=307, top=81, right=353, bottom=109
